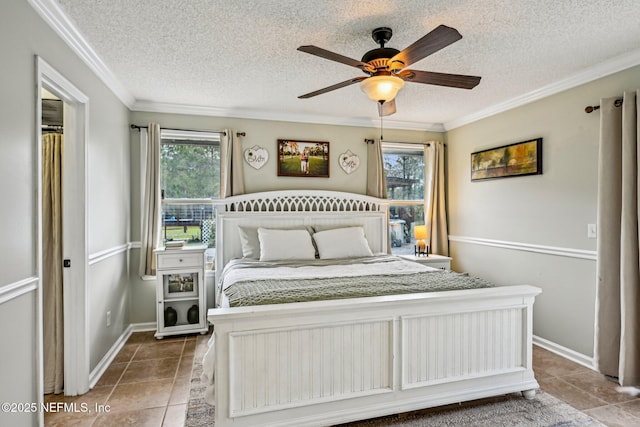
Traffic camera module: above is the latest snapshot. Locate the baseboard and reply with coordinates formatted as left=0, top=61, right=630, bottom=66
left=130, top=322, right=157, bottom=332
left=88, top=322, right=157, bottom=388
left=89, top=324, right=133, bottom=388
left=533, top=335, right=595, bottom=370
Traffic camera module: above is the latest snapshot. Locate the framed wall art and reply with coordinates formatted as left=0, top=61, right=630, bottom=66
left=277, top=139, right=330, bottom=178
left=471, top=138, right=542, bottom=181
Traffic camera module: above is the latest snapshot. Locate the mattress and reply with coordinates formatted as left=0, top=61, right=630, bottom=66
left=218, top=255, right=492, bottom=307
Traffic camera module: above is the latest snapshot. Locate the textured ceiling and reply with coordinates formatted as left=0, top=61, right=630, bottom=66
left=55, top=0, right=640, bottom=129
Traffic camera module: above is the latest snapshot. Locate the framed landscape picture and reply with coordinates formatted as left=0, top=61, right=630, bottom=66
left=277, top=139, right=330, bottom=178
left=471, top=138, right=542, bottom=181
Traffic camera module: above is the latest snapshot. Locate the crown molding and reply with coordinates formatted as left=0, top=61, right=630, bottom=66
left=132, top=100, right=446, bottom=132
left=30, top=0, right=639, bottom=133
left=444, top=48, right=640, bottom=131
left=28, top=0, right=135, bottom=108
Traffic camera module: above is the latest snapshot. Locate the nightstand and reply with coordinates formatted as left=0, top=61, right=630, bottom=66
left=400, top=254, right=452, bottom=270
left=155, top=244, right=208, bottom=338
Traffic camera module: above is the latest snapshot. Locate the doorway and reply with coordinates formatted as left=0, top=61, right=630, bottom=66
left=36, top=57, right=89, bottom=411
left=41, top=88, right=64, bottom=396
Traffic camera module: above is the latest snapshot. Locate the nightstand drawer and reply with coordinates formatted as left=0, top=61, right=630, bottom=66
left=424, top=261, right=450, bottom=270
left=399, top=254, right=452, bottom=271
left=157, top=253, right=203, bottom=269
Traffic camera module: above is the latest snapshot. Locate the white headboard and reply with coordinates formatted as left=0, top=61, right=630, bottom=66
left=213, top=190, right=389, bottom=283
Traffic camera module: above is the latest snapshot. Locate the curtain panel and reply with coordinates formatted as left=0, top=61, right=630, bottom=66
left=220, top=129, right=245, bottom=197
left=425, top=141, right=449, bottom=256
left=139, top=123, right=162, bottom=277
left=595, top=90, right=640, bottom=386
left=366, top=139, right=387, bottom=199
left=42, top=132, right=64, bottom=394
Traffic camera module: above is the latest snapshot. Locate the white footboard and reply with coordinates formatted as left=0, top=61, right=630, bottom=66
left=207, top=285, right=541, bottom=427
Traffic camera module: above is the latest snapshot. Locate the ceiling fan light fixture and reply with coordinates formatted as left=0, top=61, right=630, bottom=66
left=359, top=75, right=405, bottom=102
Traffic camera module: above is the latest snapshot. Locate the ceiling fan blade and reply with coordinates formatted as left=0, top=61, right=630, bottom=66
left=298, top=45, right=374, bottom=72
left=389, top=25, right=462, bottom=70
left=378, top=99, right=397, bottom=116
left=298, top=76, right=367, bottom=99
left=399, top=69, right=481, bottom=89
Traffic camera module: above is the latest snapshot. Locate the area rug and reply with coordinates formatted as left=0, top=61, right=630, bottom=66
left=186, top=346, right=604, bottom=427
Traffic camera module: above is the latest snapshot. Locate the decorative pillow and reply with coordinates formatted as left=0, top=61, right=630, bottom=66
left=238, top=226, right=261, bottom=259
left=238, top=226, right=313, bottom=259
left=312, top=227, right=373, bottom=259
left=258, top=228, right=316, bottom=261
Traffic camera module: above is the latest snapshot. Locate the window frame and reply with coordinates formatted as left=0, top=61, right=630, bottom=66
left=159, top=129, right=222, bottom=248
left=382, top=141, right=427, bottom=254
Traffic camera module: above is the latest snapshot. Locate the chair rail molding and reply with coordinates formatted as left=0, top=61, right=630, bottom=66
left=448, top=235, right=596, bottom=261
left=0, top=277, right=38, bottom=305
left=88, top=243, right=130, bottom=266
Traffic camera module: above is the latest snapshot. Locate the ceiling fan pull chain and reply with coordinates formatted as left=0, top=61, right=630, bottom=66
left=379, top=101, right=384, bottom=140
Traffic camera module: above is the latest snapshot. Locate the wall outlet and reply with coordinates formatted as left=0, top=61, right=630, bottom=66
left=106, top=310, right=111, bottom=327
left=587, top=224, right=597, bottom=239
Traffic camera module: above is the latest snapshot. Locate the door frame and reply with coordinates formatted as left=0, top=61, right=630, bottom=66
left=36, top=56, right=90, bottom=410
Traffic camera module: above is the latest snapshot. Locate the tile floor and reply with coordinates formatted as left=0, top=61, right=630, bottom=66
left=44, top=332, right=640, bottom=426
left=44, top=331, right=207, bottom=427
left=533, top=345, right=640, bottom=426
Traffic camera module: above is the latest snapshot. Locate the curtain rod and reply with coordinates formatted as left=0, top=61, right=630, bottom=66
left=584, top=98, right=623, bottom=113
left=365, top=139, right=446, bottom=147
left=130, top=124, right=246, bottom=137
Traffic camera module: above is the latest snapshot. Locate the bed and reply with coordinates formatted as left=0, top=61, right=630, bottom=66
left=205, top=190, right=541, bottom=427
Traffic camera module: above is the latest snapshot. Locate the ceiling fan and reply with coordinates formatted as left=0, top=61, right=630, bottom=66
left=297, top=25, right=481, bottom=116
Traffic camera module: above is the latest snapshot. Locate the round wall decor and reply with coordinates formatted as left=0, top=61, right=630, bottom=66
left=244, top=145, right=269, bottom=170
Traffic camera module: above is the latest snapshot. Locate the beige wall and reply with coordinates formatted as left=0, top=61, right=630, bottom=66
left=129, top=111, right=442, bottom=195
left=447, top=65, right=640, bottom=357
left=8, top=5, right=638, bottom=406
left=0, top=2, right=130, bottom=423
left=128, top=111, right=443, bottom=324
left=130, top=67, right=640, bottom=358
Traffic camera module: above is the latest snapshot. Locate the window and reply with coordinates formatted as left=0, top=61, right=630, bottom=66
left=382, top=142, right=426, bottom=255
left=160, top=130, right=221, bottom=248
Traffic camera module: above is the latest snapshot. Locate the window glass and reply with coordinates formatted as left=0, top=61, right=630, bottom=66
left=383, top=143, right=426, bottom=255
left=388, top=204, right=425, bottom=250
left=384, top=148, right=424, bottom=200
left=161, top=137, right=220, bottom=199
left=161, top=203, right=216, bottom=247
left=160, top=131, right=220, bottom=248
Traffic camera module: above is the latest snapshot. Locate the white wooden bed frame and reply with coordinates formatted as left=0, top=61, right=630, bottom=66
left=208, top=190, right=540, bottom=427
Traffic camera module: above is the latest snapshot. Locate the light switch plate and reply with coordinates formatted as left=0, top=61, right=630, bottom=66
left=587, top=224, right=597, bottom=239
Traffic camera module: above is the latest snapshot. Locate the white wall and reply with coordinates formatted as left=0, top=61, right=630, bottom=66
left=0, top=2, right=130, bottom=424
left=446, top=65, right=640, bottom=357
left=128, top=111, right=443, bottom=324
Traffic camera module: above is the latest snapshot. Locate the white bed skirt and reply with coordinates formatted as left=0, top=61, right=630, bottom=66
left=206, top=284, right=541, bottom=427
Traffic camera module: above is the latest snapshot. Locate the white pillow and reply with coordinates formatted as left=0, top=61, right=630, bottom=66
left=258, top=228, right=316, bottom=261
left=238, top=226, right=261, bottom=259
left=239, top=226, right=313, bottom=259
left=312, top=227, right=373, bottom=259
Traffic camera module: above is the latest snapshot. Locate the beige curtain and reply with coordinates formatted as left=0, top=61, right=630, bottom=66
left=220, top=129, right=245, bottom=197
left=139, top=123, right=162, bottom=277
left=366, top=139, right=387, bottom=198
left=424, top=141, right=448, bottom=256
left=594, top=91, right=640, bottom=386
left=366, top=139, right=390, bottom=253
left=42, top=132, right=64, bottom=394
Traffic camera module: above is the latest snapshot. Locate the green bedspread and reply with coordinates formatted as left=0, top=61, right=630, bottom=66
left=224, top=269, right=493, bottom=307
